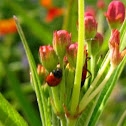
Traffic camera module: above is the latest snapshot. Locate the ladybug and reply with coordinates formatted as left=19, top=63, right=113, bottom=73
left=46, top=68, right=62, bottom=87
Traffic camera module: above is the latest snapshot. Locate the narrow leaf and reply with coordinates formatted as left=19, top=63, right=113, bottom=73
left=0, top=93, right=28, bottom=126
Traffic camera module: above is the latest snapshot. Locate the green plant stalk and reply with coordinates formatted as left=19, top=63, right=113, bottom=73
left=80, top=53, right=110, bottom=108
left=91, top=55, right=96, bottom=80
left=14, top=16, right=47, bottom=125
left=97, top=10, right=104, bottom=34
left=70, top=0, right=85, bottom=115
left=67, top=119, right=77, bottom=126
left=60, top=117, right=67, bottom=126
left=79, top=66, right=115, bottom=112
left=51, top=87, right=61, bottom=113
left=62, top=0, right=74, bottom=30
left=117, top=110, right=126, bottom=126
left=83, top=42, right=91, bottom=91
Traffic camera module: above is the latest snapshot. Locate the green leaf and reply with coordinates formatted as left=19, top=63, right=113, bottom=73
left=0, top=93, right=28, bottom=126
left=88, top=56, right=126, bottom=126
left=14, top=16, right=51, bottom=126
left=63, top=0, right=78, bottom=42
left=7, top=68, right=41, bottom=126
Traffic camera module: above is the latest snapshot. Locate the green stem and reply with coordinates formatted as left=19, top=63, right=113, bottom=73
left=62, top=0, right=73, bottom=30
left=80, top=53, right=110, bottom=111
left=14, top=16, right=45, bottom=126
left=91, top=55, right=96, bottom=80
left=70, top=0, right=85, bottom=115
left=67, top=119, right=77, bottom=126
left=79, top=66, right=115, bottom=112
left=60, top=117, right=67, bottom=126
left=97, top=10, right=104, bottom=34
left=59, top=58, right=65, bottom=112
left=117, top=110, right=126, bottom=126
left=51, top=87, right=61, bottom=113
left=83, top=42, right=91, bottom=90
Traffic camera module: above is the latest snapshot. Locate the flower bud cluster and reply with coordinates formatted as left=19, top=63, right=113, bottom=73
left=109, top=29, right=126, bottom=67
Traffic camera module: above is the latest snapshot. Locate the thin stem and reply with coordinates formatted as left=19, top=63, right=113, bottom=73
left=60, top=117, right=67, bottom=126
left=80, top=53, right=110, bottom=110
left=14, top=16, right=45, bottom=125
left=59, top=58, right=65, bottom=112
left=70, top=0, right=85, bottom=115
left=67, top=119, right=77, bottom=126
left=91, top=55, right=96, bottom=80
left=79, top=66, right=115, bottom=112
left=84, top=42, right=91, bottom=90
left=117, top=110, right=126, bottom=126
left=51, top=87, right=61, bottom=113
left=62, top=0, right=73, bottom=30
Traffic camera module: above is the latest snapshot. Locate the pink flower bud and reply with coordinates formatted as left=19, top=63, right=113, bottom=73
left=109, top=29, right=120, bottom=50
left=86, top=6, right=96, bottom=18
left=53, top=30, right=71, bottom=59
left=37, top=64, right=47, bottom=83
left=39, top=45, right=58, bottom=72
left=91, top=32, right=103, bottom=56
left=85, top=15, right=97, bottom=39
left=97, top=0, right=105, bottom=10
left=66, top=43, right=78, bottom=68
left=105, top=1, right=125, bottom=29
left=109, top=29, right=126, bottom=67
left=66, top=43, right=87, bottom=68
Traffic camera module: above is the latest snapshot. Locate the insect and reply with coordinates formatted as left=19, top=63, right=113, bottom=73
left=46, top=68, right=62, bottom=86
left=81, top=51, right=91, bottom=87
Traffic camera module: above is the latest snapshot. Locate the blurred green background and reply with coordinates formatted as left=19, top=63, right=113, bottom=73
left=0, top=0, right=126, bottom=126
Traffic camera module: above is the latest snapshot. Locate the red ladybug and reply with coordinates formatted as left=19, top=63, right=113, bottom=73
left=46, top=68, right=62, bottom=86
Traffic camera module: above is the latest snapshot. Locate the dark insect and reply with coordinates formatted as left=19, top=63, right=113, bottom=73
left=81, top=52, right=91, bottom=87
left=46, top=68, right=62, bottom=86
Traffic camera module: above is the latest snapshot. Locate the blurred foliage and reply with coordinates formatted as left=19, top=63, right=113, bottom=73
left=0, top=0, right=126, bottom=126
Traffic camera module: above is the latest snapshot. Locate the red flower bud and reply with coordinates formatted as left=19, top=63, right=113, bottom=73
left=39, top=45, right=58, bottom=72
left=105, top=1, right=125, bottom=29
left=97, top=0, right=105, bottom=10
left=66, top=43, right=87, bottom=68
left=86, top=6, right=96, bottom=18
left=109, top=29, right=120, bottom=50
left=53, top=30, right=71, bottom=59
left=85, top=16, right=97, bottom=39
left=37, top=64, right=48, bottom=83
left=66, top=43, right=78, bottom=68
left=109, top=29, right=126, bottom=67
left=91, top=32, right=103, bottom=56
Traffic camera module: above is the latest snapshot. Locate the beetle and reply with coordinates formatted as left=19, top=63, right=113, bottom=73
left=46, top=68, right=62, bottom=86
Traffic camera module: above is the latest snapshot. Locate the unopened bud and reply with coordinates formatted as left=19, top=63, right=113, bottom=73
left=53, top=30, right=71, bottom=59
left=97, top=0, right=105, bottom=10
left=91, top=32, right=103, bottom=56
left=39, top=45, right=58, bottom=72
left=105, top=1, right=125, bottom=29
left=85, top=15, right=97, bottom=39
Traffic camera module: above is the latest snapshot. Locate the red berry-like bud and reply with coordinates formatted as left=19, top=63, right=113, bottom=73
left=91, top=32, right=103, bottom=56
left=53, top=30, right=71, bottom=59
left=109, top=29, right=120, bottom=50
left=85, top=12, right=93, bottom=17
left=85, top=15, right=97, bottom=39
left=97, top=0, right=105, bottom=10
left=39, top=45, right=58, bottom=72
left=105, top=1, right=125, bottom=29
